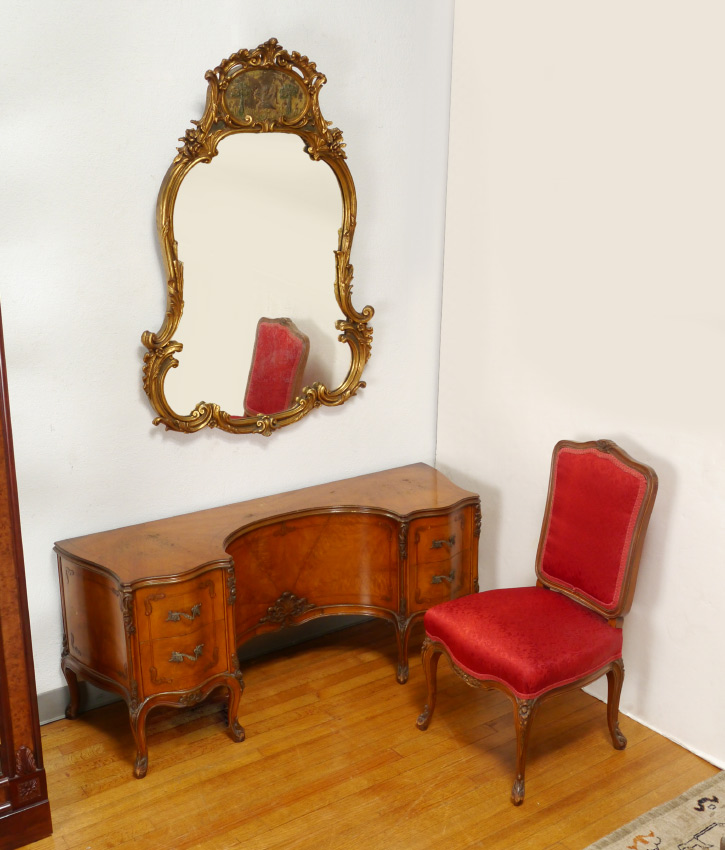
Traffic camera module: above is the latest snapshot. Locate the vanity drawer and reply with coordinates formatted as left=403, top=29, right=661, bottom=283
left=139, top=619, right=228, bottom=695
left=408, top=512, right=465, bottom=566
left=135, top=573, right=226, bottom=643
left=410, top=551, right=468, bottom=611
left=407, top=509, right=476, bottom=614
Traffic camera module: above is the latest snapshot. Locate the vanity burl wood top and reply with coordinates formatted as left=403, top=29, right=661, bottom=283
left=55, top=463, right=476, bottom=583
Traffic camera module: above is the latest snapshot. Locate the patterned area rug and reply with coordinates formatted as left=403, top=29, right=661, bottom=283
left=584, top=772, right=725, bottom=849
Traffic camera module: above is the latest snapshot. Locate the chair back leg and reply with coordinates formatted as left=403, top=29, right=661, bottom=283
left=606, top=658, right=627, bottom=749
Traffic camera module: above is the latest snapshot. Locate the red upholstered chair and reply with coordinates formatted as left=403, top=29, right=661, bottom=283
left=243, top=317, right=310, bottom=417
left=416, top=439, right=658, bottom=805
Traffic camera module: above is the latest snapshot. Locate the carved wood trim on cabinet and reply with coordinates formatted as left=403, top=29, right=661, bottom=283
left=55, top=463, right=480, bottom=776
left=0, top=307, right=52, bottom=849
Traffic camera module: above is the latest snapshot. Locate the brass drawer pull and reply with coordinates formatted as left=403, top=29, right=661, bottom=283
left=169, top=644, right=204, bottom=663
left=430, top=535, right=456, bottom=550
left=166, top=603, right=201, bottom=623
left=431, top=569, right=456, bottom=585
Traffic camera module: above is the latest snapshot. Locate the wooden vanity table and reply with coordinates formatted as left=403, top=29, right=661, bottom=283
left=55, top=463, right=480, bottom=776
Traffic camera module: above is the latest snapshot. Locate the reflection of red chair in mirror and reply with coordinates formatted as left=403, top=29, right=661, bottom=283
left=416, top=439, right=658, bottom=805
left=243, top=317, right=310, bottom=417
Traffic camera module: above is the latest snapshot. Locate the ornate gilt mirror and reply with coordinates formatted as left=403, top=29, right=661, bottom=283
left=142, top=39, right=373, bottom=435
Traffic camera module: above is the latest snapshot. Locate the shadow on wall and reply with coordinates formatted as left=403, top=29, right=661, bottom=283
left=579, top=434, right=671, bottom=708
left=610, top=435, right=672, bottom=710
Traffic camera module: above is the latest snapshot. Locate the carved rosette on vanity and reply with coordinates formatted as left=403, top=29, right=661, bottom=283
left=259, top=591, right=316, bottom=627
left=142, top=37, right=374, bottom=435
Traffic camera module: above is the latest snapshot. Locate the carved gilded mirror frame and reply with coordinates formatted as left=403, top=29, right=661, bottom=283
left=142, top=39, right=373, bottom=435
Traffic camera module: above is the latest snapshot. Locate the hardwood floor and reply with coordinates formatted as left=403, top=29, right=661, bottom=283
left=32, top=620, right=716, bottom=850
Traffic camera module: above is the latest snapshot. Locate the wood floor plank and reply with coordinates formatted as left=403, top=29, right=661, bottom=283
left=27, top=621, right=718, bottom=850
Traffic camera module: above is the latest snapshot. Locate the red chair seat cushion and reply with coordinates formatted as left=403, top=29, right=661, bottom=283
left=423, top=587, right=623, bottom=699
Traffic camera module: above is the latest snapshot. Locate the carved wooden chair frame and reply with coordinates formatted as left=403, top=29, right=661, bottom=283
left=417, top=439, right=658, bottom=804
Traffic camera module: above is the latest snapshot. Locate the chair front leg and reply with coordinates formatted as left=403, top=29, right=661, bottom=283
left=416, top=636, right=441, bottom=731
left=606, top=657, right=627, bottom=749
left=511, top=696, right=540, bottom=805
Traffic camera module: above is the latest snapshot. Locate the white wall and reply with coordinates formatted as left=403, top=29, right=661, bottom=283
left=7, top=0, right=722, bottom=772
left=0, top=0, right=454, bottom=696
left=438, top=1, right=725, bottom=766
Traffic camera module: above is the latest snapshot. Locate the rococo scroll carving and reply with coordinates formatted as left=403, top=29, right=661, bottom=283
left=226, top=565, right=237, bottom=606
left=122, top=591, right=136, bottom=635
left=474, top=503, right=482, bottom=538
left=142, top=38, right=373, bottom=435
left=259, top=591, right=315, bottom=627
left=398, top=522, right=409, bottom=561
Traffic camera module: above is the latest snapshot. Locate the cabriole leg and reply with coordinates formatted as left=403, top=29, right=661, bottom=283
left=511, top=696, right=540, bottom=805
left=62, top=659, right=80, bottom=719
left=395, top=616, right=415, bottom=684
left=129, top=702, right=151, bottom=778
left=416, top=636, right=441, bottom=730
left=606, top=658, right=627, bottom=749
left=226, top=677, right=245, bottom=743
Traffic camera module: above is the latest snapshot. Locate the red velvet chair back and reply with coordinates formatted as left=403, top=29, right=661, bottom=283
left=244, top=318, right=310, bottom=417
left=535, top=440, right=657, bottom=619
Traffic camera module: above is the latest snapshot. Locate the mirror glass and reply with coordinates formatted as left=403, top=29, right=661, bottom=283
left=166, top=133, right=347, bottom=415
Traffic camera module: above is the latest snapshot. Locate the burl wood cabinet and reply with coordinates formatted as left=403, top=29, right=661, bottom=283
left=0, top=310, right=52, bottom=849
left=55, top=464, right=480, bottom=776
